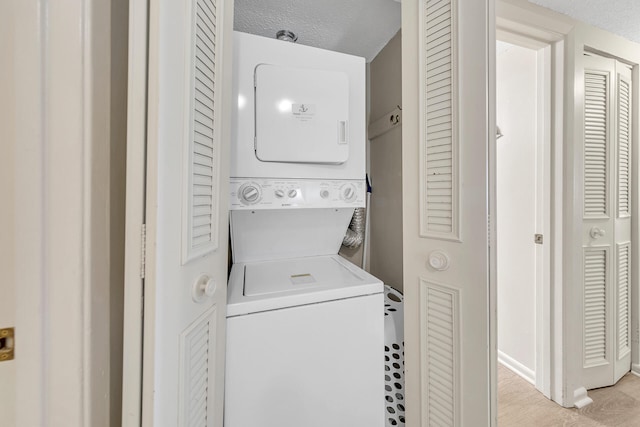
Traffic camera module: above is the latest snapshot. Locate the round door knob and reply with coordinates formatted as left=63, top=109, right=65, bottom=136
left=192, top=275, right=216, bottom=302
left=590, top=227, right=606, bottom=239
left=428, top=251, right=451, bottom=271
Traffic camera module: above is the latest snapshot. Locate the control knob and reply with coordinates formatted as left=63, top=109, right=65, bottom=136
left=239, top=183, right=261, bottom=204
left=341, top=184, right=358, bottom=202
left=288, top=189, right=298, bottom=198
left=275, top=189, right=285, bottom=198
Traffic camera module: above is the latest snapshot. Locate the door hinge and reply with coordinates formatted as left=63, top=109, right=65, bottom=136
left=534, top=234, right=544, bottom=245
left=140, top=223, right=147, bottom=279
left=0, top=327, right=15, bottom=362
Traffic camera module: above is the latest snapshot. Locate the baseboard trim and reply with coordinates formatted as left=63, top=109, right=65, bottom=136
left=498, top=350, right=535, bottom=385
left=632, top=364, right=640, bottom=377
left=573, top=387, right=593, bottom=408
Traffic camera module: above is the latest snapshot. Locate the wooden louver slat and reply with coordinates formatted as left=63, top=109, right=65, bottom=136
left=583, top=71, right=609, bottom=217
left=425, top=284, right=458, bottom=427
left=618, top=77, right=631, bottom=217
left=617, top=244, right=631, bottom=359
left=187, top=0, right=219, bottom=260
left=423, top=0, right=457, bottom=238
left=584, top=249, right=608, bottom=367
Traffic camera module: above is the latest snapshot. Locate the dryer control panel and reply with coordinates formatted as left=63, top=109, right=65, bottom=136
left=230, top=178, right=365, bottom=210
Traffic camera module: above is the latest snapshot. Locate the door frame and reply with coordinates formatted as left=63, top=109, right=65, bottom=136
left=121, top=0, right=149, bottom=425
left=495, top=0, right=574, bottom=407
left=494, top=32, right=555, bottom=399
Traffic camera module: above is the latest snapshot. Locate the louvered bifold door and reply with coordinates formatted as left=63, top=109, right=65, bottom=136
left=613, top=63, right=633, bottom=383
left=404, top=0, right=491, bottom=425
left=581, top=54, right=633, bottom=390
left=143, top=0, right=232, bottom=426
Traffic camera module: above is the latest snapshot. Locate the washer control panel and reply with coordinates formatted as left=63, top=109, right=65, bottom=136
left=230, top=178, right=366, bottom=210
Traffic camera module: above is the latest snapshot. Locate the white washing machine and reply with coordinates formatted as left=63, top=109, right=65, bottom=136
left=225, top=32, right=383, bottom=427
left=225, top=255, right=383, bottom=427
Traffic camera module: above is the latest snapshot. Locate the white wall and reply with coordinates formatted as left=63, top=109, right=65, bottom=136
left=496, top=41, right=538, bottom=382
left=368, top=31, right=404, bottom=291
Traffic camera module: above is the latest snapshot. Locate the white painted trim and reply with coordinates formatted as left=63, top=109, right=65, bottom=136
left=13, top=2, right=46, bottom=424
left=498, top=351, right=536, bottom=385
left=635, top=62, right=640, bottom=383
left=141, top=0, right=162, bottom=423
left=121, top=0, right=149, bottom=425
left=551, top=39, right=566, bottom=406
left=535, top=44, right=553, bottom=399
left=14, top=0, right=121, bottom=425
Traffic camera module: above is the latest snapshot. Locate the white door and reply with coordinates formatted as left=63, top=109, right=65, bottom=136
left=402, top=0, right=494, bottom=425
left=134, top=0, right=233, bottom=425
left=581, top=53, right=632, bottom=389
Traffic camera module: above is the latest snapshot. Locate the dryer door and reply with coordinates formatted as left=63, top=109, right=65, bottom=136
left=254, top=64, right=349, bottom=164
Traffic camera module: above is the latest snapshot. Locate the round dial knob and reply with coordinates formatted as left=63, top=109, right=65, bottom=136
left=288, top=189, right=298, bottom=198
left=274, top=189, right=285, bottom=198
left=239, top=184, right=261, bottom=204
left=341, top=184, right=357, bottom=202
left=320, top=189, right=330, bottom=199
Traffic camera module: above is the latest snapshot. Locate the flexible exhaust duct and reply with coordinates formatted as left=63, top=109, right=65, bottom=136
left=342, top=207, right=365, bottom=248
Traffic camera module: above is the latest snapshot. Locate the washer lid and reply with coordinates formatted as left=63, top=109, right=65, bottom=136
left=227, top=255, right=383, bottom=316
left=244, top=256, right=364, bottom=296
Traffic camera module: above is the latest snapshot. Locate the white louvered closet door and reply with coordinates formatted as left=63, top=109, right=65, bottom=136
left=402, top=0, right=492, bottom=425
left=581, top=54, right=633, bottom=390
left=141, top=0, right=233, bottom=425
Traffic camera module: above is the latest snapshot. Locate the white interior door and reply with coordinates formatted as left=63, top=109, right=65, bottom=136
left=581, top=53, right=632, bottom=389
left=402, top=0, right=494, bottom=425
left=139, top=0, right=233, bottom=425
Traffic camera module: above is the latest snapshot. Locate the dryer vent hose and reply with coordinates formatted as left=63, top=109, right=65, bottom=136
left=342, top=207, right=365, bottom=248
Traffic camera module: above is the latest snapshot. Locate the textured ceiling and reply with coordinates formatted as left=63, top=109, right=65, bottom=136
left=233, top=0, right=401, bottom=62
left=528, top=0, right=640, bottom=44
left=234, top=1, right=639, bottom=63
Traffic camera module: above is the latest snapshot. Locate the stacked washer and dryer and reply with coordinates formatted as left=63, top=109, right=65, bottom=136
left=224, top=32, right=384, bottom=427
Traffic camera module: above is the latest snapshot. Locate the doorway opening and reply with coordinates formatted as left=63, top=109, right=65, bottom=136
left=494, top=33, right=556, bottom=414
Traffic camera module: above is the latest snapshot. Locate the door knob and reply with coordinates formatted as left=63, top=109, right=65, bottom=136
left=590, top=227, right=606, bottom=239
left=192, top=275, right=216, bottom=302
left=428, top=250, right=451, bottom=271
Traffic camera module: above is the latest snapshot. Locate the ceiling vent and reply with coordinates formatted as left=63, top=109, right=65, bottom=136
left=276, top=30, right=298, bottom=43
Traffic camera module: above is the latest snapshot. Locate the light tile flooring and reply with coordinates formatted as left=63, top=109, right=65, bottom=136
left=498, top=364, right=640, bottom=426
